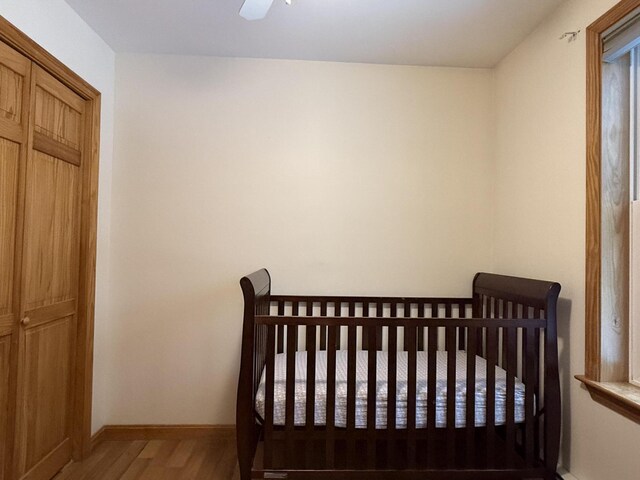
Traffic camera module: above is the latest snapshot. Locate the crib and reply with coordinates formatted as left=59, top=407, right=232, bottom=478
left=236, top=269, right=562, bottom=479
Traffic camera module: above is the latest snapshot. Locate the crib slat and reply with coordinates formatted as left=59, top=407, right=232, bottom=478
left=326, top=325, right=337, bottom=468
left=320, top=302, right=328, bottom=350
left=500, top=300, right=507, bottom=367
left=376, top=301, right=383, bottom=350
left=458, top=301, right=467, bottom=349
left=465, top=326, right=477, bottom=467
left=406, top=325, right=417, bottom=468
left=533, top=307, right=542, bottom=463
left=486, top=326, right=497, bottom=467
left=277, top=302, right=285, bottom=354
left=505, top=325, right=517, bottom=467
left=253, top=324, right=260, bottom=404
left=446, top=326, right=456, bottom=468
left=346, top=324, right=357, bottom=461
left=403, top=301, right=412, bottom=350
left=362, top=302, right=370, bottom=350
left=485, top=297, right=494, bottom=358
left=524, top=326, right=536, bottom=466
left=387, top=324, right=398, bottom=467
left=418, top=302, right=425, bottom=351
left=445, top=303, right=453, bottom=364
left=285, top=324, right=297, bottom=466
left=445, top=302, right=452, bottom=318
left=264, top=325, right=276, bottom=468
left=367, top=326, right=377, bottom=468
left=335, top=300, right=341, bottom=348
left=305, top=325, right=317, bottom=468
left=427, top=324, right=438, bottom=467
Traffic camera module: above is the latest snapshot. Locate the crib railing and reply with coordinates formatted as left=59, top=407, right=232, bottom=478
left=256, top=315, right=546, bottom=471
left=269, top=296, right=475, bottom=352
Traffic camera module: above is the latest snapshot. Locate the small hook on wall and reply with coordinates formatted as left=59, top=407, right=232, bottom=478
left=559, top=30, right=581, bottom=42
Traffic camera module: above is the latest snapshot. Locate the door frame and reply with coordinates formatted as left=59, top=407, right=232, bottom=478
left=0, top=15, right=101, bottom=461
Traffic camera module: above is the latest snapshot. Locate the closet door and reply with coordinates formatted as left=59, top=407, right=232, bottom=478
left=0, top=41, right=31, bottom=480
left=13, top=65, right=84, bottom=480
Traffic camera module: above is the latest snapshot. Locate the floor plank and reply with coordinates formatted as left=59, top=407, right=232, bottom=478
left=99, top=441, right=148, bottom=480
left=175, top=441, right=212, bottom=480
left=53, top=438, right=239, bottom=480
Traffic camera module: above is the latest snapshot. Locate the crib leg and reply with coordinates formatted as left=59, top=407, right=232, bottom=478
left=236, top=422, right=257, bottom=480
left=237, top=437, right=252, bottom=480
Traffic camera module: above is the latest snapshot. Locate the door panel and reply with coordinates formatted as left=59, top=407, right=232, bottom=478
left=20, top=317, right=73, bottom=471
left=0, top=41, right=28, bottom=146
left=0, top=138, right=19, bottom=321
left=22, top=151, right=80, bottom=311
left=0, top=61, right=24, bottom=126
left=15, top=65, right=84, bottom=480
left=33, top=68, right=83, bottom=150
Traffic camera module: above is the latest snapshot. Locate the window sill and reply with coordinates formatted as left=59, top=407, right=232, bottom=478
left=575, top=375, right=640, bottom=424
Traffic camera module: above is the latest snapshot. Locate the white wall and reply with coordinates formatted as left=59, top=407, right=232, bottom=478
left=108, top=54, right=495, bottom=425
left=493, top=0, right=640, bottom=479
left=0, top=0, right=116, bottom=434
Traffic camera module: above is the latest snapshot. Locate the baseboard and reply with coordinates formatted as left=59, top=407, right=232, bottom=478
left=90, top=424, right=235, bottom=451
left=90, top=426, right=106, bottom=452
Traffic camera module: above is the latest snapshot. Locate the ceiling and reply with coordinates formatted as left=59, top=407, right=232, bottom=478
left=64, top=0, right=565, bottom=68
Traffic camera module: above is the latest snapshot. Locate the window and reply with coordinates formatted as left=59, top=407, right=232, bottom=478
left=580, top=0, right=640, bottom=421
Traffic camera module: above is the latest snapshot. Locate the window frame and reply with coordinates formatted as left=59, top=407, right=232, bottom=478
left=632, top=196, right=640, bottom=387
left=631, top=46, right=640, bottom=387
left=579, top=0, right=640, bottom=422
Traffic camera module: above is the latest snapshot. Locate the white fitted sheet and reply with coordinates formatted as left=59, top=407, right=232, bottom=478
left=255, top=350, right=527, bottom=429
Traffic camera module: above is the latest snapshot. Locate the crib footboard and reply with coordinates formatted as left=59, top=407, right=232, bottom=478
left=473, top=273, right=562, bottom=474
left=237, top=270, right=561, bottom=480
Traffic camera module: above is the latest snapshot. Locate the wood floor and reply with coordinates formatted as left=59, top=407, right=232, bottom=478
left=53, top=437, right=240, bottom=480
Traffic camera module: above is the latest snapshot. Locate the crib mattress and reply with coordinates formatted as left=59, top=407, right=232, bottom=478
left=255, top=350, right=527, bottom=429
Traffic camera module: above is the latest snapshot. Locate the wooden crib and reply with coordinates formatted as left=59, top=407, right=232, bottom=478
left=236, top=269, right=562, bottom=479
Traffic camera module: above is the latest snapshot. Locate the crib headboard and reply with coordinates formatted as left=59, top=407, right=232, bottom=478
left=237, top=268, right=271, bottom=471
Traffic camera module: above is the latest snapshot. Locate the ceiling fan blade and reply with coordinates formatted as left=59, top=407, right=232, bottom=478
left=239, top=0, right=275, bottom=21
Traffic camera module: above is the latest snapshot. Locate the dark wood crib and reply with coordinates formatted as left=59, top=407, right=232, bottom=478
left=236, top=269, right=562, bottom=479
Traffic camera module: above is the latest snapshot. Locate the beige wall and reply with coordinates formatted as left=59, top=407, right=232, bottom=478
left=0, top=0, right=116, bottom=434
left=108, top=54, right=495, bottom=425
left=493, top=0, right=640, bottom=479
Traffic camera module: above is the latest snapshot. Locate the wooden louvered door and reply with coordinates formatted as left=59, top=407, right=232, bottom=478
left=0, top=40, right=31, bottom=480
left=11, top=65, right=85, bottom=480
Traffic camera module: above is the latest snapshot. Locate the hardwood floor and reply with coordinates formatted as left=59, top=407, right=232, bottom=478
left=53, top=437, right=240, bottom=480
